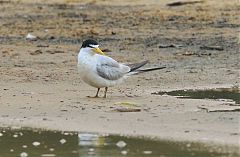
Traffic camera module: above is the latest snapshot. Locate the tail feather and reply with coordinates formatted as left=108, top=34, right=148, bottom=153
left=136, top=66, right=166, bottom=73
left=127, top=60, right=166, bottom=74
left=128, top=60, right=149, bottom=72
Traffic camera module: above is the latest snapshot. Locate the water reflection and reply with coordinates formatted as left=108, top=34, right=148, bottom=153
left=78, top=133, right=107, bottom=147
left=0, top=128, right=238, bottom=157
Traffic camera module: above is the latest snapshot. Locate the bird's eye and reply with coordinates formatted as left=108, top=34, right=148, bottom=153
left=88, top=45, right=94, bottom=48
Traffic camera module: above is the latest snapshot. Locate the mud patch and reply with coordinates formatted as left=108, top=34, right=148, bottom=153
left=152, top=88, right=240, bottom=104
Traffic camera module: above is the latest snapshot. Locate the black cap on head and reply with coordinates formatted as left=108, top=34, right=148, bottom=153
left=81, top=39, right=98, bottom=48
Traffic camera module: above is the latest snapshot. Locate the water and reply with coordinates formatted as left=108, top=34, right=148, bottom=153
left=152, top=88, right=240, bottom=104
left=0, top=128, right=238, bottom=157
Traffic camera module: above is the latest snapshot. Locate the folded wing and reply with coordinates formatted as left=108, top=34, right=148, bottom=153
left=96, top=55, right=130, bottom=80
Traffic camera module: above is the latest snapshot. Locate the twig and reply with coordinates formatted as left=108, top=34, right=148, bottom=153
left=167, top=1, right=203, bottom=7
left=200, top=45, right=224, bottom=51
left=159, top=44, right=183, bottom=48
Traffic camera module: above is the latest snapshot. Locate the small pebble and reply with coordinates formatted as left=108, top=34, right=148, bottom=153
left=32, top=141, right=41, bottom=146
left=88, top=152, right=95, bottom=155
left=88, top=148, right=94, bottom=152
left=26, top=33, right=37, bottom=41
left=63, top=132, right=69, bottom=135
left=143, top=150, right=152, bottom=154
left=121, top=150, right=128, bottom=155
left=116, top=141, right=127, bottom=148
left=186, top=143, right=191, bottom=148
left=41, top=154, right=56, bottom=157
left=60, top=139, right=66, bottom=144
left=20, top=152, right=28, bottom=157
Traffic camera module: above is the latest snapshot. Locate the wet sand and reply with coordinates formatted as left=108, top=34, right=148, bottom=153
left=0, top=0, right=239, bottom=152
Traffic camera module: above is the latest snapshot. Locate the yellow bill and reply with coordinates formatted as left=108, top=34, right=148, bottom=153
left=93, top=47, right=105, bottom=55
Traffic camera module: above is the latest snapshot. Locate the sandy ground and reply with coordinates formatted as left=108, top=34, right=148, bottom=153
left=0, top=0, right=239, bottom=152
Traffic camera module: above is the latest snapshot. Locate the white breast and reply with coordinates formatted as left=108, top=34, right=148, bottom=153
left=77, top=50, right=123, bottom=88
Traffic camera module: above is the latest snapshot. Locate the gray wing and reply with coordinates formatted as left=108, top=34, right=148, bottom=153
left=96, top=55, right=130, bottom=80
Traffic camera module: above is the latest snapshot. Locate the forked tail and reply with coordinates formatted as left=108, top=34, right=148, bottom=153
left=127, top=60, right=166, bottom=74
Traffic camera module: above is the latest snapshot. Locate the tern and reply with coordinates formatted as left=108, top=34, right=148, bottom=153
left=77, top=39, right=166, bottom=98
